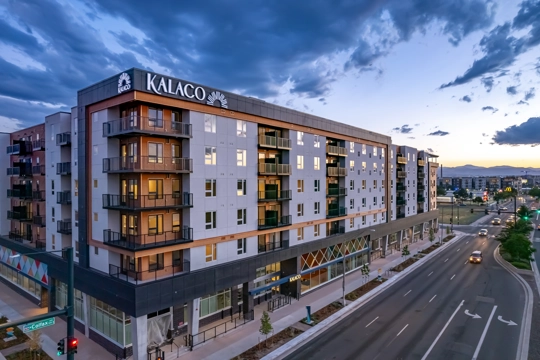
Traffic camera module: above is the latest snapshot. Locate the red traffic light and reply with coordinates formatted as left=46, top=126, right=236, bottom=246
left=71, top=339, right=78, bottom=346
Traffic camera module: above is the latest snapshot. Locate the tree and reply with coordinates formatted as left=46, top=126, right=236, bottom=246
left=436, top=186, right=447, bottom=196
left=517, top=205, right=532, bottom=221
left=402, top=245, right=410, bottom=256
left=361, top=263, right=370, bottom=275
left=259, top=311, right=273, bottom=348
left=429, top=228, right=435, bottom=243
left=529, top=187, right=540, bottom=200
left=503, top=233, right=536, bottom=261
left=453, top=188, right=468, bottom=201
left=27, top=330, right=43, bottom=360
left=472, top=196, right=484, bottom=204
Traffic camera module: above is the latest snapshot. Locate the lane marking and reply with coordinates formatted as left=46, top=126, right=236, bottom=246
left=365, top=316, right=379, bottom=328
left=450, top=274, right=456, bottom=280
left=429, top=295, right=437, bottom=303
left=421, top=300, right=464, bottom=360
left=457, top=248, right=460, bottom=252
left=444, top=258, right=449, bottom=263
left=464, top=261, right=468, bottom=265
left=466, top=241, right=469, bottom=244
left=396, top=324, right=409, bottom=337
left=404, top=290, right=412, bottom=297
left=472, top=305, right=498, bottom=360
left=428, top=271, right=433, bottom=277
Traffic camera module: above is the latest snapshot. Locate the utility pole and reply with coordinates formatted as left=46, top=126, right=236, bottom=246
left=66, top=247, right=75, bottom=360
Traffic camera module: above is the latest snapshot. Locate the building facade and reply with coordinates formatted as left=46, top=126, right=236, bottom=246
left=0, top=69, right=439, bottom=358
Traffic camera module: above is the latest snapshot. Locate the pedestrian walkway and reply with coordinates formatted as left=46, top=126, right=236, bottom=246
left=0, top=282, right=112, bottom=360
left=171, top=234, right=457, bottom=360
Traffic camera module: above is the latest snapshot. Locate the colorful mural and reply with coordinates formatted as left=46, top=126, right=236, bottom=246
left=0, top=245, right=48, bottom=285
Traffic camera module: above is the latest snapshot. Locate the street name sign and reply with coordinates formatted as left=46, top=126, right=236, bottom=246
left=22, top=318, right=55, bottom=333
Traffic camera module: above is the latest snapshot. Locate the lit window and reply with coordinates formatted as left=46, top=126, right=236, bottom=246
left=314, top=135, right=320, bottom=148
left=362, top=144, right=367, bottom=155
left=205, top=146, right=216, bottom=165
left=297, top=227, right=304, bottom=240
left=314, top=157, right=320, bottom=170
left=205, top=244, right=217, bottom=262
left=297, top=155, right=304, bottom=169
left=148, top=215, right=163, bottom=235
left=148, top=143, right=163, bottom=163
left=297, top=179, right=304, bottom=193
left=237, top=149, right=246, bottom=166
left=297, top=131, right=304, bottom=145
left=297, top=203, right=304, bottom=217
left=362, top=162, right=366, bottom=172
left=205, top=179, right=217, bottom=197
left=314, top=224, right=320, bottom=237
left=373, top=147, right=377, bottom=156
left=350, top=160, right=355, bottom=171
left=237, top=120, right=247, bottom=137
left=350, top=218, right=354, bottom=228
left=362, top=180, right=366, bottom=190
left=237, top=179, right=246, bottom=196
left=350, top=142, right=355, bottom=153
left=204, top=114, right=216, bottom=133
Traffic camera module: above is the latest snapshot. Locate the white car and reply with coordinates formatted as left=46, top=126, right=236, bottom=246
left=500, top=207, right=508, bottom=211
left=479, top=229, right=488, bottom=236
left=531, top=206, right=537, bottom=211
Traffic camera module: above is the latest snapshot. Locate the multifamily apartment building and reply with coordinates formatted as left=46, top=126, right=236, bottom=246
left=0, top=69, right=439, bottom=359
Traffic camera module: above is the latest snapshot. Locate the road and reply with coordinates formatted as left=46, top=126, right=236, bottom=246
left=285, top=210, right=527, bottom=360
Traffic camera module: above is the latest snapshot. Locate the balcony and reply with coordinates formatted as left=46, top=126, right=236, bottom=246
left=33, top=190, right=45, bottom=201
left=108, top=260, right=190, bottom=285
left=7, top=210, right=32, bottom=221
left=326, top=225, right=345, bottom=236
left=417, top=172, right=425, bottom=179
left=103, top=156, right=193, bottom=173
left=417, top=209, right=425, bottom=214
left=258, top=162, right=291, bottom=176
left=103, top=117, right=192, bottom=138
left=397, top=171, right=407, bottom=178
left=8, top=230, right=32, bottom=243
left=56, top=133, right=71, bottom=146
left=277, top=164, right=292, bottom=175
left=396, top=198, right=407, bottom=206
left=57, top=220, right=72, bottom=235
left=7, top=162, right=32, bottom=177
left=417, top=184, right=426, bottom=191
left=326, top=145, right=347, bottom=157
left=103, top=227, right=193, bottom=251
left=396, top=213, right=405, bottom=219
left=277, top=137, right=292, bottom=150
left=257, top=190, right=292, bottom=202
left=327, top=166, right=347, bottom=177
left=7, top=141, right=32, bottom=155
left=258, top=215, right=292, bottom=230
left=7, top=185, right=32, bottom=199
left=32, top=139, right=45, bottom=151
left=397, top=155, right=407, bottom=164
left=258, top=135, right=292, bottom=150
left=32, top=165, right=45, bottom=175
left=417, top=195, right=426, bottom=202
left=33, top=215, right=46, bottom=227
left=396, top=184, right=406, bottom=192
left=326, top=187, right=347, bottom=197
left=56, top=162, right=71, bottom=175
left=102, top=193, right=193, bottom=210
left=418, top=159, right=425, bottom=166
left=258, top=240, right=289, bottom=253
left=57, top=191, right=72, bottom=205
left=326, top=207, right=347, bottom=218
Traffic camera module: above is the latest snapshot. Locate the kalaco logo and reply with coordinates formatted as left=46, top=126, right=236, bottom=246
left=118, top=73, right=131, bottom=94
left=207, top=91, right=228, bottom=109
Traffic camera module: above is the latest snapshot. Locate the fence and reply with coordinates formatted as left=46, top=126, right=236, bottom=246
left=267, top=295, right=291, bottom=312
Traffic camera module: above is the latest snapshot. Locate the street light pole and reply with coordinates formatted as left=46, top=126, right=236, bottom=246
left=451, top=196, right=454, bottom=232
left=66, top=247, right=75, bottom=360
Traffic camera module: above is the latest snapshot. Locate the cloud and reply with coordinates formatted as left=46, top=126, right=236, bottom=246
left=459, top=95, right=472, bottom=102
left=505, top=113, right=508, bottom=116
left=392, top=124, right=413, bottom=134
left=480, top=76, right=495, bottom=92
left=481, top=106, right=498, bottom=113
left=517, top=100, right=529, bottom=105
left=428, top=130, right=450, bottom=136
left=492, top=117, right=540, bottom=146
left=506, top=86, right=518, bottom=95
left=407, top=136, right=415, bottom=139
left=524, top=87, right=535, bottom=101
left=482, top=133, right=489, bottom=137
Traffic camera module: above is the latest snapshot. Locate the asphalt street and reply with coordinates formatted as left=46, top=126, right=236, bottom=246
left=285, top=210, right=527, bottom=360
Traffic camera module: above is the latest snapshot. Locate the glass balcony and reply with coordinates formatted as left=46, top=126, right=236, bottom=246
left=7, top=162, right=32, bottom=177
left=56, top=133, right=71, bottom=146
left=102, top=117, right=192, bottom=138
left=327, top=166, right=347, bottom=177
left=397, top=155, right=407, bottom=164
left=396, top=184, right=406, bottom=192
left=257, top=190, right=292, bottom=202
left=396, top=213, right=406, bottom=219
left=103, top=156, right=193, bottom=173
left=7, top=210, right=32, bottom=221
left=397, top=171, right=407, bottom=178
left=258, top=163, right=291, bottom=176
left=258, top=239, right=289, bottom=253
left=102, top=193, right=193, bottom=210
left=326, top=187, right=347, bottom=197
left=257, top=215, right=292, bottom=230
left=326, top=226, right=345, bottom=236
left=57, top=220, right=72, bottom=235
left=326, top=207, right=347, bottom=218
left=56, top=162, right=71, bottom=175
left=7, top=185, right=32, bottom=199
left=103, top=227, right=193, bottom=250
left=396, top=198, right=407, bottom=206
left=57, top=191, right=72, bottom=205
left=108, top=260, right=190, bottom=284
left=418, top=159, right=425, bottom=166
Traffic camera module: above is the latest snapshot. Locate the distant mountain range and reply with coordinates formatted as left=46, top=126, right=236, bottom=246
left=439, top=165, right=540, bottom=177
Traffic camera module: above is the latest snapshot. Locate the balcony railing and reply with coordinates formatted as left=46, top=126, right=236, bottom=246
left=397, top=171, right=407, bottom=178
left=277, top=164, right=292, bottom=175
left=7, top=144, right=20, bottom=155
left=326, top=207, right=347, bottom=218
left=108, top=260, right=190, bottom=285
left=33, top=190, right=45, bottom=201
left=326, top=226, right=345, bottom=236
left=417, top=184, right=425, bottom=191
left=257, top=190, right=292, bottom=202
left=326, top=187, right=347, bottom=197
left=257, top=215, right=292, bottom=230
left=103, top=227, right=193, bottom=250
left=32, top=165, right=45, bottom=175
left=7, top=142, right=32, bottom=155
left=56, top=133, right=71, bottom=146
left=417, top=172, right=425, bottom=179
left=258, top=135, right=277, bottom=148
left=57, top=191, right=72, bottom=205
left=7, top=211, right=32, bottom=221
left=327, top=166, right=347, bottom=177
left=396, top=213, right=405, bottom=219
left=417, top=196, right=426, bottom=202
left=396, top=184, right=406, bottom=192
left=258, top=240, right=289, bottom=253
left=57, top=220, right=72, bottom=235
left=56, top=162, right=71, bottom=175
left=103, top=117, right=192, bottom=138
left=326, top=145, right=347, bottom=156
left=33, top=215, right=46, bottom=227
left=397, top=155, right=407, bottom=164
left=8, top=230, right=32, bottom=243
left=418, top=159, right=425, bottom=166
left=32, top=139, right=45, bottom=151
left=7, top=187, right=32, bottom=199
left=102, top=193, right=193, bottom=210
left=277, top=137, right=292, bottom=150
left=7, top=163, right=32, bottom=177
left=258, top=163, right=291, bottom=176
left=396, top=199, right=407, bottom=206
left=103, top=156, right=193, bottom=173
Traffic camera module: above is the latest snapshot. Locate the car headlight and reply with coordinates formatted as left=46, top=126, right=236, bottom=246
left=469, top=257, right=473, bottom=261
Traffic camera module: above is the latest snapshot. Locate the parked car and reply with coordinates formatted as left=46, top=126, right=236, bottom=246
left=470, top=250, right=483, bottom=264
left=479, top=229, right=488, bottom=236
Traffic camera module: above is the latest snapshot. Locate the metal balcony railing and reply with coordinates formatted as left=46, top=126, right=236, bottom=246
left=327, top=166, right=347, bottom=177
left=417, top=196, right=426, bottom=202
left=277, top=164, right=292, bottom=175
left=57, top=220, right=72, bottom=235
left=396, top=199, right=407, bottom=206
left=103, top=227, right=193, bottom=250
left=258, top=163, right=291, bottom=176
left=397, top=171, right=407, bottom=178
left=257, top=190, right=292, bottom=201
left=396, top=184, right=406, bottom=192
left=102, top=193, right=193, bottom=210
left=7, top=210, right=32, bottom=221
left=396, top=213, right=406, bottom=219
left=102, top=156, right=193, bottom=173
left=32, top=139, right=45, bottom=151
left=257, top=215, right=292, bottom=230
left=418, top=172, right=425, bottom=179
left=258, top=240, right=289, bottom=253
left=102, top=117, right=192, bottom=138
left=397, top=155, right=407, bottom=164
left=258, top=135, right=277, bottom=148
left=32, top=165, right=45, bottom=175
left=33, top=215, right=46, bottom=227
left=56, top=133, right=71, bottom=146
left=7, top=163, right=32, bottom=177
left=56, top=162, right=71, bottom=175
left=326, top=226, right=345, bottom=236
left=108, top=260, right=190, bottom=284
left=277, top=137, right=292, bottom=150
left=33, top=190, right=45, bottom=201
left=57, top=191, right=72, bottom=205
left=8, top=230, right=32, bottom=242
left=326, top=187, right=347, bottom=197
left=417, top=184, right=426, bottom=191
left=7, top=187, right=32, bottom=199
left=326, top=207, right=347, bottom=218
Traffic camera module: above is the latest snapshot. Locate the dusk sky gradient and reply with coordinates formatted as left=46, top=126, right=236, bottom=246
left=0, top=0, right=539, bottom=167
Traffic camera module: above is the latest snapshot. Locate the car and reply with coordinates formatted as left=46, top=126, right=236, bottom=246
left=479, top=229, right=488, bottom=236
left=531, top=206, right=537, bottom=211
left=470, top=250, right=483, bottom=264
left=491, top=218, right=501, bottom=225
left=500, top=207, right=508, bottom=211
left=537, top=224, right=540, bottom=231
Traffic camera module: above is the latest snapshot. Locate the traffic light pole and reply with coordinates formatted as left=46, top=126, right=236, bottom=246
left=66, top=246, right=75, bottom=360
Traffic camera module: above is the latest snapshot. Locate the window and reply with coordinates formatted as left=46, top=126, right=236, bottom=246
left=122, top=214, right=138, bottom=235
left=148, top=143, right=163, bottom=163
left=204, top=114, right=216, bottom=133
left=362, top=180, right=366, bottom=190
left=350, top=160, right=355, bottom=171
left=297, top=131, right=304, bottom=145
left=172, top=179, right=181, bottom=197
left=373, top=180, right=377, bottom=189
left=237, top=238, right=246, bottom=254
left=237, top=149, right=246, bottom=166
left=314, top=135, right=320, bottom=148
left=297, top=227, right=304, bottom=240
left=205, top=179, right=216, bottom=197
left=413, top=154, right=416, bottom=161
left=237, top=209, right=247, bottom=225
left=93, top=145, right=98, bottom=155
left=314, top=157, right=320, bottom=170
left=205, top=244, right=217, bottom=262
left=407, top=153, right=410, bottom=161
left=205, top=146, right=217, bottom=165
left=205, top=211, right=217, bottom=229
left=297, top=179, right=304, bottom=192
left=381, top=148, right=385, bottom=158
left=373, top=162, right=377, bottom=171
left=314, top=224, right=320, bottom=237
left=94, top=179, right=98, bottom=188
left=172, top=144, right=180, bottom=160
left=237, top=120, right=246, bottom=137
left=74, top=180, right=78, bottom=197
left=391, top=195, right=394, bottom=203
left=391, top=150, right=394, bottom=158
left=199, top=289, right=231, bottom=318
left=373, top=213, right=377, bottom=222
left=148, top=108, right=163, bottom=127
left=314, top=202, right=320, bottom=215
left=350, top=142, right=355, bottom=153
left=148, top=179, right=163, bottom=199
left=350, top=199, right=354, bottom=209
left=350, top=180, right=354, bottom=190
left=382, top=180, right=385, bottom=189
left=391, top=179, right=394, bottom=188
left=94, top=212, right=98, bottom=221
left=237, top=179, right=246, bottom=196
left=373, top=197, right=377, bottom=205
left=362, top=198, right=366, bottom=207
left=148, top=253, right=164, bottom=271
left=362, top=144, right=367, bottom=155
left=362, top=162, right=366, bottom=172
left=350, top=218, right=354, bottom=228
left=362, top=216, right=366, bottom=225
left=297, top=155, right=304, bottom=169
left=314, top=180, right=320, bottom=192
left=148, top=215, right=163, bottom=235
left=172, top=213, right=181, bottom=232
left=382, top=196, right=385, bottom=205
left=297, top=203, right=304, bottom=217
left=373, top=147, right=378, bottom=156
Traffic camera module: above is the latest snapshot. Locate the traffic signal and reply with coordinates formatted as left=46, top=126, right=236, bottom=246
left=470, top=209, right=473, bottom=214
left=67, top=337, right=78, bottom=355
left=498, top=209, right=501, bottom=215
left=57, top=339, right=65, bottom=356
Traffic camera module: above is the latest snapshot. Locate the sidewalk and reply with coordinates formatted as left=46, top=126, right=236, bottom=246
left=174, top=234, right=449, bottom=360
left=0, top=282, right=112, bottom=360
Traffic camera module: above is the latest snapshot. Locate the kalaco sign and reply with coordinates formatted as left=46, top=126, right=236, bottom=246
left=145, top=73, right=228, bottom=109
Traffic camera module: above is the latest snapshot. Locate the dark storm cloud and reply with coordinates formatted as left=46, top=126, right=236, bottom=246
left=460, top=95, right=472, bottom=102
left=392, top=124, right=413, bottom=134
left=492, top=117, right=540, bottom=146
left=427, top=130, right=449, bottom=136
left=482, top=106, right=498, bottom=113
left=524, top=87, right=536, bottom=101
left=506, top=86, right=518, bottom=95
left=289, top=69, right=337, bottom=98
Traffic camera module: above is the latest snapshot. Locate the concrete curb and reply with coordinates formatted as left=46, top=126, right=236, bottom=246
left=262, top=233, right=466, bottom=360
left=494, top=245, right=533, bottom=360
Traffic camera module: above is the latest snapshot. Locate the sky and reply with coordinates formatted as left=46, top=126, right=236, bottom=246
left=0, top=0, right=539, bottom=167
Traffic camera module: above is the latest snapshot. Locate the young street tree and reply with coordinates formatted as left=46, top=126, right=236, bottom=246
left=429, top=228, right=435, bottom=243
left=259, top=311, right=273, bottom=348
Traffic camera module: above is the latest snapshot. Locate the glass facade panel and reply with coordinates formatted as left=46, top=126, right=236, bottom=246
left=89, top=296, right=131, bottom=346
left=199, top=289, right=232, bottom=318
left=0, top=263, right=42, bottom=299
